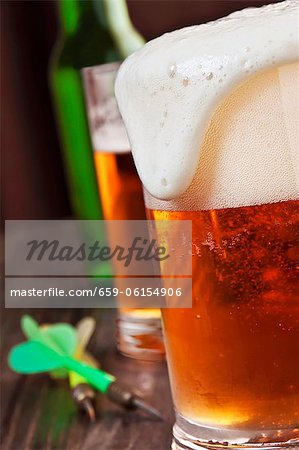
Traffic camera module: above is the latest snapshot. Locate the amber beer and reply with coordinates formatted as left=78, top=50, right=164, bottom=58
left=149, top=199, right=299, bottom=430
left=94, top=151, right=164, bottom=356
left=94, top=152, right=145, bottom=221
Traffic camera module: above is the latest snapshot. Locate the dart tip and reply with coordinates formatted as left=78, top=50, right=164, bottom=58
left=72, top=384, right=96, bottom=423
left=132, top=397, right=164, bottom=421
left=81, top=398, right=96, bottom=423
left=106, top=381, right=164, bottom=421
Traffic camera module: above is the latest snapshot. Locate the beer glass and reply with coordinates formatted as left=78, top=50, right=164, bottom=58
left=147, top=212, right=299, bottom=447
left=145, top=65, right=299, bottom=448
left=149, top=67, right=299, bottom=449
left=82, top=63, right=164, bottom=361
left=115, top=9, right=299, bottom=444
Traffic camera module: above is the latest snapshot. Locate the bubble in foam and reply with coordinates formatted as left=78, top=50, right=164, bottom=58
left=183, top=77, right=189, bottom=87
left=168, top=63, right=177, bottom=78
left=206, top=72, right=213, bottom=80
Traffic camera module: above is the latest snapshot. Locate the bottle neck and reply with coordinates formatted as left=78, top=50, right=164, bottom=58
left=56, top=0, right=145, bottom=58
left=57, top=0, right=96, bottom=35
left=102, top=0, right=145, bottom=58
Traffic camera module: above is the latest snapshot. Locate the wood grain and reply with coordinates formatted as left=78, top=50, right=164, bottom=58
left=1, top=308, right=174, bottom=450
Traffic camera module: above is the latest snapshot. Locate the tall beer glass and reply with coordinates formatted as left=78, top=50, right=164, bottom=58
left=115, top=2, right=299, bottom=448
left=82, top=63, right=164, bottom=361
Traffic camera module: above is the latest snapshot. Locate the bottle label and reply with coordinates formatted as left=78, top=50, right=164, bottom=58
left=83, top=62, right=130, bottom=154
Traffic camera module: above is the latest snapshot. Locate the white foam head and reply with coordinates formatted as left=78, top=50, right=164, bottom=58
left=115, top=1, right=299, bottom=210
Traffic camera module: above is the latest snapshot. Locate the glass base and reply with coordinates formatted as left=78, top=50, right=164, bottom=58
left=172, top=413, right=299, bottom=450
left=116, top=312, right=165, bottom=361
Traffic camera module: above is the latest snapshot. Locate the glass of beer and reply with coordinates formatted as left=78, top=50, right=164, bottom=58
left=82, top=62, right=164, bottom=361
left=115, top=2, right=299, bottom=448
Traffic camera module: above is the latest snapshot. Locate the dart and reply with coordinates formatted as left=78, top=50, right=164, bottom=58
left=69, top=317, right=98, bottom=422
left=21, top=315, right=98, bottom=421
left=8, top=339, right=163, bottom=421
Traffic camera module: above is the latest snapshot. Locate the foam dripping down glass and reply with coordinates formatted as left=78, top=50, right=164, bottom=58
left=115, top=2, right=299, bottom=447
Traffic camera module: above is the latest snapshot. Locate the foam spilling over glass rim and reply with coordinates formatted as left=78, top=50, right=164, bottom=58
left=115, top=1, right=299, bottom=209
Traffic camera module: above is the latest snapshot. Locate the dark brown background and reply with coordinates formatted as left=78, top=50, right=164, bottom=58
left=1, top=0, right=281, bottom=222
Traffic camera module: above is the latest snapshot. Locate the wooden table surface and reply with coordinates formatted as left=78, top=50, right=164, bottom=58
left=1, top=307, right=174, bottom=450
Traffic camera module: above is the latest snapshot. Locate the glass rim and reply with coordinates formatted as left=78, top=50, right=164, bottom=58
left=81, top=61, right=121, bottom=78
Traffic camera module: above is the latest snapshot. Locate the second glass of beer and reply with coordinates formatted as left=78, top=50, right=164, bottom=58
left=83, top=63, right=164, bottom=361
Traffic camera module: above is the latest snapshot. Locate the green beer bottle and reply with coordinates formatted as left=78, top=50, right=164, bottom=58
left=50, top=0, right=144, bottom=220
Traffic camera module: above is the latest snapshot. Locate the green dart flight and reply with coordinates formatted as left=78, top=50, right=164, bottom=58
left=8, top=319, right=163, bottom=421
left=9, top=340, right=115, bottom=392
